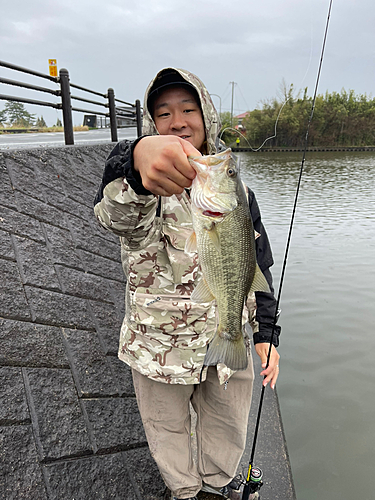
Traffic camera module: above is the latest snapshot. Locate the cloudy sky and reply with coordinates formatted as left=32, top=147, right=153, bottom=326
left=1, top=0, right=374, bottom=126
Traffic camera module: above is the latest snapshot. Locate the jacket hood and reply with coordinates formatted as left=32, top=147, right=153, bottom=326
left=142, top=67, right=221, bottom=155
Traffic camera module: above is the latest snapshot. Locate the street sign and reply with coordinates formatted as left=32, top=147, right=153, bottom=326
left=48, top=59, right=58, bottom=77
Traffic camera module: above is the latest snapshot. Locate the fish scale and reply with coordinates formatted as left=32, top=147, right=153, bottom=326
left=200, top=209, right=252, bottom=327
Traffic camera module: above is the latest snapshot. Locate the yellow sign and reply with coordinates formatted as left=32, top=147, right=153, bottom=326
left=48, top=59, right=58, bottom=77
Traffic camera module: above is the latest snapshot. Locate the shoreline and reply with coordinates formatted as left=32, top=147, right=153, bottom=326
left=234, top=146, right=375, bottom=153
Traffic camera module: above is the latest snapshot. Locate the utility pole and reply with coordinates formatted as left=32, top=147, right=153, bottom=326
left=230, top=81, right=236, bottom=127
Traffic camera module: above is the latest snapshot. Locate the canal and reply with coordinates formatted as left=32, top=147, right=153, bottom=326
left=240, top=151, right=375, bottom=500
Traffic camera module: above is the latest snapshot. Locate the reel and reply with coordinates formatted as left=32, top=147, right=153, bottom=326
left=242, top=466, right=263, bottom=499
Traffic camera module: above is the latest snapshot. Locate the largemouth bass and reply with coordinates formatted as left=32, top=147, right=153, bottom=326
left=186, top=149, right=270, bottom=371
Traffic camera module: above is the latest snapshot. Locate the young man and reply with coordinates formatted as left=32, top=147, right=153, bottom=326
left=94, top=68, right=280, bottom=500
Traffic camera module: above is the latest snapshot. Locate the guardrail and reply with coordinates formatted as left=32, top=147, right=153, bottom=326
left=0, top=60, right=142, bottom=145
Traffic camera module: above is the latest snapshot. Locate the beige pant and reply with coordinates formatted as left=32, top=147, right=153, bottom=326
left=132, top=357, right=254, bottom=499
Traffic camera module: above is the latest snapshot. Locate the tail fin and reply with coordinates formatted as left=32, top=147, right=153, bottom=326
left=204, top=331, right=248, bottom=371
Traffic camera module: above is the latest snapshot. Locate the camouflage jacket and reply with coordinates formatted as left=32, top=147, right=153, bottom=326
left=94, top=68, right=280, bottom=385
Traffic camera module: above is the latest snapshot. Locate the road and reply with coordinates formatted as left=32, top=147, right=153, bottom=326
left=0, top=128, right=138, bottom=150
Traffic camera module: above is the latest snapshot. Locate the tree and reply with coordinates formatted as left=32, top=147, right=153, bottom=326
left=219, top=111, right=237, bottom=145
left=55, top=118, right=62, bottom=127
left=0, top=108, right=6, bottom=127
left=243, top=86, right=375, bottom=147
left=277, top=79, right=297, bottom=104
left=36, top=116, right=47, bottom=128
left=3, top=101, right=35, bottom=127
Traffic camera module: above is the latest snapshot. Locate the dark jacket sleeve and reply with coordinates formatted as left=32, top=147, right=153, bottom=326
left=94, top=136, right=151, bottom=206
left=248, top=188, right=281, bottom=347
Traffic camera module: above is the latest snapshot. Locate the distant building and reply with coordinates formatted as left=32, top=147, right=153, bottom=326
left=235, top=112, right=250, bottom=132
left=83, top=111, right=136, bottom=129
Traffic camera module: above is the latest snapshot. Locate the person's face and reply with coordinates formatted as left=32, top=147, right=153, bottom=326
left=153, top=86, right=206, bottom=152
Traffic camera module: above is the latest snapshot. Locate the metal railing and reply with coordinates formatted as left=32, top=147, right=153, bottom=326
left=0, top=60, right=142, bottom=145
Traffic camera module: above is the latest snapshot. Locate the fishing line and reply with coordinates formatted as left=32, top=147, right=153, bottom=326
left=219, top=7, right=315, bottom=153
left=219, top=96, right=289, bottom=152
left=299, top=13, right=315, bottom=92
left=242, top=1, right=333, bottom=498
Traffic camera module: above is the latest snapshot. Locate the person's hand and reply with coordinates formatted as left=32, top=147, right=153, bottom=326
left=254, top=342, right=280, bottom=389
left=133, top=135, right=200, bottom=196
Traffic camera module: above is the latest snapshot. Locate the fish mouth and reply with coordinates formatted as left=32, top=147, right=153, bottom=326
left=202, top=210, right=224, bottom=217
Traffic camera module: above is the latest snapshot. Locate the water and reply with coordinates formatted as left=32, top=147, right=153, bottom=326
left=240, top=152, right=375, bottom=500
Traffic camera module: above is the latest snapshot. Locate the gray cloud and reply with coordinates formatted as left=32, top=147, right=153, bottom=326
left=1, top=0, right=374, bottom=126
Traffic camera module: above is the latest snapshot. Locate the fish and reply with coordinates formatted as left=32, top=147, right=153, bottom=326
left=186, top=148, right=270, bottom=371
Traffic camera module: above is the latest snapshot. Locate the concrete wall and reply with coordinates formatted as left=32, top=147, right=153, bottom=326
left=0, top=144, right=295, bottom=500
left=0, top=145, right=165, bottom=499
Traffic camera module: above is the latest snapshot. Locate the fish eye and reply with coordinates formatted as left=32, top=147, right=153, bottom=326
left=227, top=167, right=236, bottom=177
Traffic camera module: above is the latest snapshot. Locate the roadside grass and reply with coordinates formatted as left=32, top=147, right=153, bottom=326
left=0, top=125, right=89, bottom=134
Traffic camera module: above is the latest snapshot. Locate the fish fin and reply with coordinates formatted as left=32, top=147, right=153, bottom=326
left=204, top=331, right=248, bottom=371
left=191, top=277, right=215, bottom=303
left=185, top=231, right=197, bottom=253
left=249, top=264, right=271, bottom=294
left=207, top=225, right=221, bottom=252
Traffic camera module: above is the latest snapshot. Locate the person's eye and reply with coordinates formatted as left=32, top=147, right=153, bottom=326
left=157, top=112, right=170, bottom=118
left=184, top=108, right=195, bottom=113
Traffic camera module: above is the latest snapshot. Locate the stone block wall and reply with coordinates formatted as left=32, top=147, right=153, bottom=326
left=0, top=145, right=166, bottom=500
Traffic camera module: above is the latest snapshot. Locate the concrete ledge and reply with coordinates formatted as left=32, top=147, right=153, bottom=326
left=192, top=346, right=296, bottom=500
left=240, top=350, right=296, bottom=500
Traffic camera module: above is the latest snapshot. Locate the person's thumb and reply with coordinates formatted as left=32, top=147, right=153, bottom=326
left=180, top=138, right=202, bottom=158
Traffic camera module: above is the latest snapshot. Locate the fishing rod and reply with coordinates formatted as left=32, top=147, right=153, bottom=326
left=242, top=1, right=333, bottom=498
